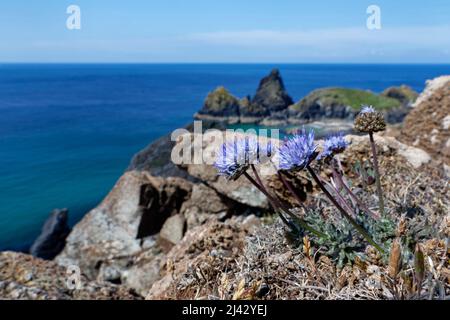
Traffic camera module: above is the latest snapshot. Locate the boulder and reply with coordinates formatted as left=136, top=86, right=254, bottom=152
left=56, top=171, right=191, bottom=281
left=30, top=208, right=70, bottom=260
left=119, top=248, right=165, bottom=297
left=180, top=183, right=229, bottom=229
left=0, top=252, right=138, bottom=299
left=159, top=214, right=186, bottom=250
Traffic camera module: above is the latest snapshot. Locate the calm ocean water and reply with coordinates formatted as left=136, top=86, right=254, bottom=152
left=1, top=63, right=450, bottom=250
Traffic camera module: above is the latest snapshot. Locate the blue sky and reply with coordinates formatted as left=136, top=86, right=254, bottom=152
left=0, top=0, right=449, bottom=63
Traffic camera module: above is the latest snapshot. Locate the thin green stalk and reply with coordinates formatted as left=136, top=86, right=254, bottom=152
left=369, top=132, right=385, bottom=216
left=306, top=165, right=385, bottom=254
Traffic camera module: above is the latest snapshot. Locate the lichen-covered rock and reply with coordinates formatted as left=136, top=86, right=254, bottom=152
left=400, top=76, right=450, bottom=167
left=0, top=252, right=139, bottom=300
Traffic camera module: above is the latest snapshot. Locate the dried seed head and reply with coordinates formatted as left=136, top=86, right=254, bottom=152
left=354, top=106, right=386, bottom=133
left=414, top=243, right=425, bottom=286
left=388, top=238, right=402, bottom=278
left=303, top=236, right=312, bottom=258
left=396, top=217, right=408, bottom=237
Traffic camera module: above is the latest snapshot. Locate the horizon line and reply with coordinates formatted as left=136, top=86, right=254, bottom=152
left=1, top=62, right=450, bottom=65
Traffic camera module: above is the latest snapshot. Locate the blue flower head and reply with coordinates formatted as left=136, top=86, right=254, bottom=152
left=360, top=105, right=375, bottom=114
left=277, top=128, right=318, bottom=171
left=318, top=133, right=349, bottom=161
left=214, top=136, right=273, bottom=180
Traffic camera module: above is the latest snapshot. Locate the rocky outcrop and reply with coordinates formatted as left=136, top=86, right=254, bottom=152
left=194, top=70, right=416, bottom=125
left=381, top=85, right=418, bottom=106
left=55, top=130, right=274, bottom=295
left=241, top=69, right=293, bottom=117
left=56, top=171, right=191, bottom=282
left=30, top=209, right=70, bottom=260
left=195, top=69, right=294, bottom=123
left=196, top=87, right=241, bottom=122
left=288, top=87, right=414, bottom=124
left=0, top=252, right=138, bottom=299
left=127, top=133, right=187, bottom=178
left=400, top=76, right=450, bottom=168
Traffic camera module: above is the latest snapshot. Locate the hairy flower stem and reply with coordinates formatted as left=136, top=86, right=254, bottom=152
left=331, top=160, right=380, bottom=220
left=306, top=165, right=385, bottom=254
left=277, top=171, right=308, bottom=212
left=243, top=171, right=294, bottom=231
left=369, top=132, right=385, bottom=216
left=245, top=167, right=326, bottom=239
left=323, top=178, right=356, bottom=218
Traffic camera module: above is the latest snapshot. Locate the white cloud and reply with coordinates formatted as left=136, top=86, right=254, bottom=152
left=3, top=26, right=450, bottom=62
left=188, top=26, right=450, bottom=49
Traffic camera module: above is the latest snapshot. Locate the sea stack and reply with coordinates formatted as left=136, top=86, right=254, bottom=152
left=248, top=68, right=294, bottom=115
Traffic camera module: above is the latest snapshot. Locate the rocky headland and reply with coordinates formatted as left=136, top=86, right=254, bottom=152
left=1, top=73, right=448, bottom=300
left=194, top=69, right=418, bottom=127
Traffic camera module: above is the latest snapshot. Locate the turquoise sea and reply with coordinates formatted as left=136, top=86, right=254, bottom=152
left=1, top=63, right=450, bottom=250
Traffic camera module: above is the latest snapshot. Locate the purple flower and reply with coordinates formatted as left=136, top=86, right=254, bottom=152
left=318, top=133, right=349, bottom=160
left=277, top=129, right=318, bottom=171
left=214, top=136, right=273, bottom=180
left=360, top=105, right=375, bottom=114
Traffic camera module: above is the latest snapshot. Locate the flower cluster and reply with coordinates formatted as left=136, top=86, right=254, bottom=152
left=214, top=136, right=273, bottom=180
left=277, top=129, right=318, bottom=171
left=213, top=127, right=384, bottom=255
left=360, top=105, right=375, bottom=114
left=318, top=134, right=349, bottom=161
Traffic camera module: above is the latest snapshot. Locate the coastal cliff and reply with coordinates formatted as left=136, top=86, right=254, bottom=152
left=1, top=74, right=448, bottom=300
